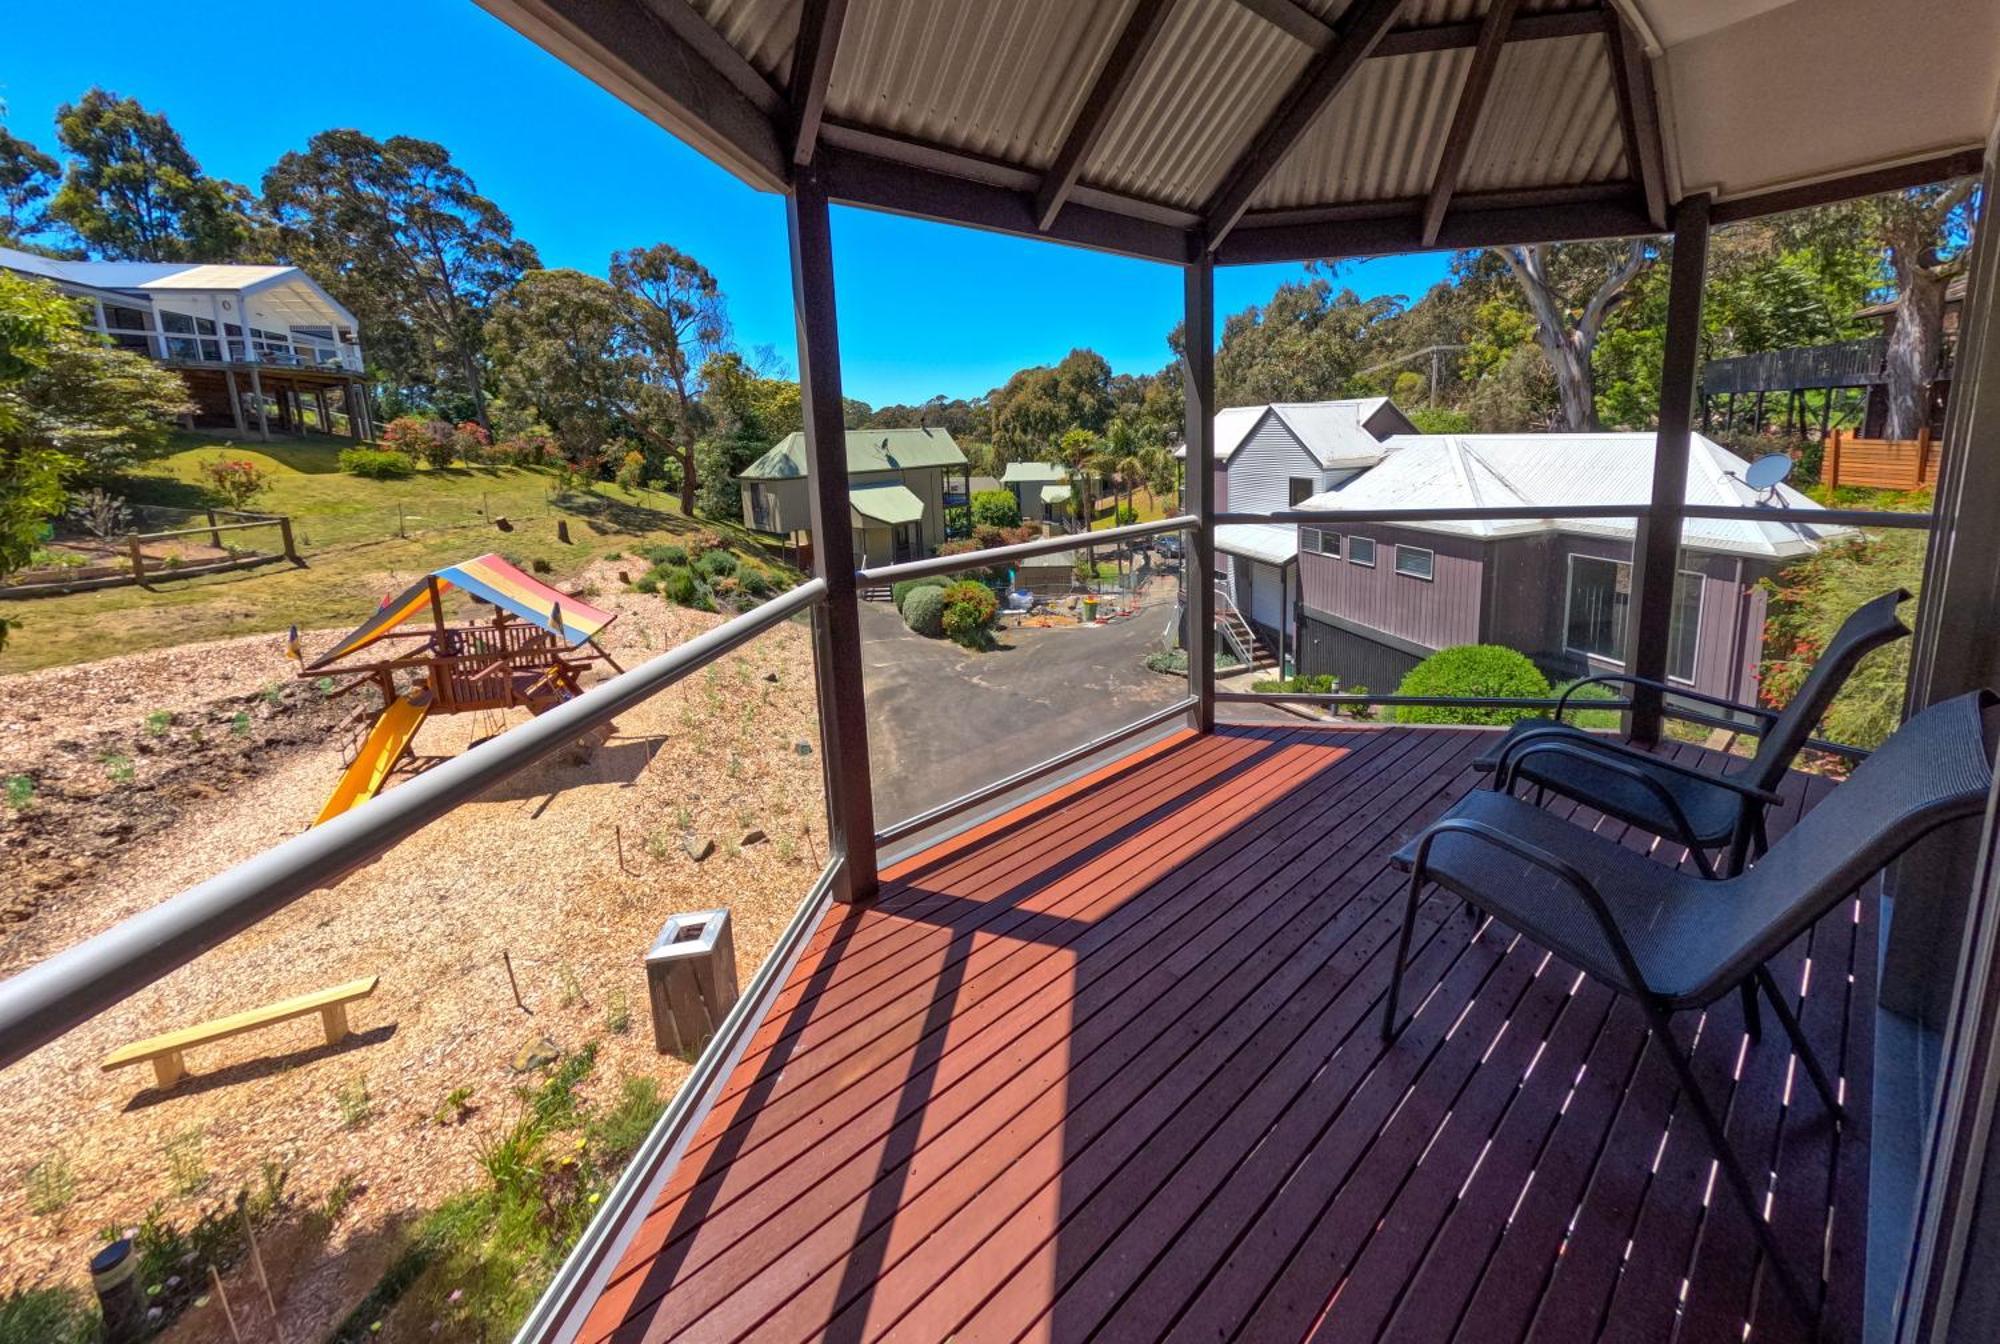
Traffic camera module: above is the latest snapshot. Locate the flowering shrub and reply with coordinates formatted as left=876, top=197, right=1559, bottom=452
left=381, top=416, right=456, bottom=470
left=939, top=580, right=999, bottom=648
left=493, top=434, right=551, bottom=466
left=197, top=457, right=272, bottom=508
left=616, top=449, right=646, bottom=490
left=453, top=421, right=492, bottom=464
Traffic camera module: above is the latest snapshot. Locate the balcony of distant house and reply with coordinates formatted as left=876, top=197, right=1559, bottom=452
left=0, top=245, right=375, bottom=441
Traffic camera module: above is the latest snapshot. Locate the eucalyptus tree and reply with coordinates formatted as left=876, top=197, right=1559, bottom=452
left=48, top=90, right=256, bottom=261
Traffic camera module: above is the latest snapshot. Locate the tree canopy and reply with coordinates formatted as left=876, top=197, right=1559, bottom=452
left=0, top=118, right=59, bottom=247
left=48, top=90, right=256, bottom=261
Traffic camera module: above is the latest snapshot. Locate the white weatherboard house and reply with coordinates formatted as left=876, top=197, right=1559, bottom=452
left=1179, top=398, right=1419, bottom=659
left=999, top=460, right=1075, bottom=527
left=0, top=246, right=370, bottom=440
left=738, top=427, right=971, bottom=567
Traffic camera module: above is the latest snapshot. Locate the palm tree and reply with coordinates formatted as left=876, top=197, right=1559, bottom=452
left=1095, top=418, right=1152, bottom=587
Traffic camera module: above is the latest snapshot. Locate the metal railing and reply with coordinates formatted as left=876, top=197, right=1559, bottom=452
left=0, top=577, right=828, bottom=1070
left=857, top=514, right=1195, bottom=583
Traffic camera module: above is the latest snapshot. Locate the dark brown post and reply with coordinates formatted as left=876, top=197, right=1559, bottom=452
left=1183, top=255, right=1217, bottom=733
left=789, top=167, right=878, bottom=903
left=205, top=509, right=222, bottom=549
left=1627, top=193, right=1710, bottom=743
left=279, top=516, right=300, bottom=565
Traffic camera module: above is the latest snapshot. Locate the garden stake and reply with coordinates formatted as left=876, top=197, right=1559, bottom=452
left=208, top=1264, right=243, bottom=1343
left=504, top=950, right=526, bottom=1011
left=237, top=1200, right=282, bottom=1344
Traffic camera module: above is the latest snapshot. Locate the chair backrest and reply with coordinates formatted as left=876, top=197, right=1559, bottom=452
left=1742, top=588, right=1912, bottom=793
left=1677, top=690, right=1997, bottom=1001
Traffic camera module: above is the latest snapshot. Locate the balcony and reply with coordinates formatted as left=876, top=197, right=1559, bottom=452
left=566, top=723, right=1867, bottom=1343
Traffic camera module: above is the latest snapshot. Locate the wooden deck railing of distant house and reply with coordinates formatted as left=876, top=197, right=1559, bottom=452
left=1826, top=427, right=1942, bottom=491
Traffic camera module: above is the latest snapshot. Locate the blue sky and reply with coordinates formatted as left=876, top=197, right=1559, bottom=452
left=1, top=0, right=1452, bottom=407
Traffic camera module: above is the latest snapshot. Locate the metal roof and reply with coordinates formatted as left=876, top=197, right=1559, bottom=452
left=1299, top=431, right=1849, bottom=559
left=1001, top=461, right=1072, bottom=483
left=848, top=481, right=926, bottom=524
left=739, top=427, right=968, bottom=479
left=477, top=0, right=1993, bottom=266
left=1215, top=521, right=1301, bottom=564
left=1039, top=483, right=1075, bottom=503
left=0, top=247, right=359, bottom=327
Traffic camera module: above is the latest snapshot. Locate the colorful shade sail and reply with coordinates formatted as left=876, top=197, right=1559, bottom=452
left=308, top=553, right=615, bottom=668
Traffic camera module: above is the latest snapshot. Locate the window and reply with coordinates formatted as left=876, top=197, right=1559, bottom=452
left=1289, top=477, right=1315, bottom=507
left=1564, top=555, right=1703, bottom=682
left=159, top=311, right=221, bottom=361
left=1300, top=527, right=1339, bottom=557
left=1347, top=535, right=1376, bottom=567
left=1394, top=545, right=1434, bottom=580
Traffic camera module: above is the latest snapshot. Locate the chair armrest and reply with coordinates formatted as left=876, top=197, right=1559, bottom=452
left=1557, top=673, right=1780, bottom=726
left=1498, top=740, right=1719, bottom=876
left=1518, top=733, right=1786, bottom=807
left=1406, top=817, right=1652, bottom=995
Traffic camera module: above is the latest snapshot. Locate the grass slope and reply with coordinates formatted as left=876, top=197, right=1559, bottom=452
left=1, top=434, right=795, bottom=673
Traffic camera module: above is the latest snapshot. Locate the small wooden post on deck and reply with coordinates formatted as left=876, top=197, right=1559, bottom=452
left=646, top=909, right=738, bottom=1057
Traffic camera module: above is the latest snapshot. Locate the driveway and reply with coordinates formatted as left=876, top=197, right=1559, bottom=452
left=861, top=591, right=1187, bottom=827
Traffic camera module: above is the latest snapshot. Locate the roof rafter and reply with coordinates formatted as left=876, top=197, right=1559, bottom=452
left=1603, top=6, right=1667, bottom=230
left=1230, top=0, right=1608, bottom=58
left=1204, top=0, right=1408, bottom=251
left=788, top=0, right=850, bottom=167
left=1036, top=0, right=1183, bottom=232
left=1419, top=0, right=1520, bottom=247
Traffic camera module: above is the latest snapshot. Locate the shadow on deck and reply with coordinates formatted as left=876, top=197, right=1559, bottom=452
left=581, top=724, right=1869, bottom=1343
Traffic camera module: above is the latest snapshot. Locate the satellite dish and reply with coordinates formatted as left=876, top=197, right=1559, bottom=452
left=1744, top=454, right=1793, bottom=491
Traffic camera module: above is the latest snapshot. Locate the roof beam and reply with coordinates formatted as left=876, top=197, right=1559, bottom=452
left=1036, top=0, right=1182, bottom=231
left=1602, top=6, right=1667, bottom=230
left=1229, top=0, right=1608, bottom=58
left=1204, top=0, right=1409, bottom=251
left=1215, top=189, right=1656, bottom=265
left=1419, top=0, right=1520, bottom=247
left=787, top=0, right=849, bottom=166
left=1709, top=147, right=1986, bottom=226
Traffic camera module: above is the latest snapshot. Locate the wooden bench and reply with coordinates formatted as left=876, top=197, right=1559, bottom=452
left=101, top=976, right=380, bottom=1089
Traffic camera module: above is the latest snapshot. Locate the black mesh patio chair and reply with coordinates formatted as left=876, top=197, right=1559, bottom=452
left=1470, top=588, right=1911, bottom=879
left=1382, top=688, right=1998, bottom=1326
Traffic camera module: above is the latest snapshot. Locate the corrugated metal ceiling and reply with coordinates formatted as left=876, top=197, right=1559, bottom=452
left=686, top=0, right=1635, bottom=218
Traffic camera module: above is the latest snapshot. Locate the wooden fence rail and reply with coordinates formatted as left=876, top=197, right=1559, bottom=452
left=1826, top=427, right=1940, bottom=491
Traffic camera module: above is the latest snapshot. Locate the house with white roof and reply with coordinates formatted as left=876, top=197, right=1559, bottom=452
left=0, top=245, right=370, bottom=441
left=1289, top=432, right=1846, bottom=703
left=1175, top=398, right=1419, bottom=664
left=999, top=460, right=1075, bottom=527
left=738, top=427, right=970, bottom=567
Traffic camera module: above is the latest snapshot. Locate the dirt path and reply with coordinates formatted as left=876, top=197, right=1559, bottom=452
left=0, top=561, right=827, bottom=1338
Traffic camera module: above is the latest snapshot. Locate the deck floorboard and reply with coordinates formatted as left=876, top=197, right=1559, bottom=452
left=582, top=726, right=1871, bottom=1344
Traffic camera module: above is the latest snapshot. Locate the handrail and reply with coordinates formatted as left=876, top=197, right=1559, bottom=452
left=1220, top=503, right=1934, bottom=530
left=512, top=858, right=841, bottom=1343
left=0, top=577, right=829, bottom=1071
left=857, top=515, right=1193, bottom=583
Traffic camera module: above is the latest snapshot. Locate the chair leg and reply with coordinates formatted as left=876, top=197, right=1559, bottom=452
left=1755, top=965, right=1846, bottom=1124
left=1644, top=1000, right=1818, bottom=1330
left=1381, top=870, right=1425, bottom=1043
left=1740, top=978, right=1763, bottom=1041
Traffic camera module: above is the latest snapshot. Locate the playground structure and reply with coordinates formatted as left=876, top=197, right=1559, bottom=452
left=302, top=553, right=620, bottom=824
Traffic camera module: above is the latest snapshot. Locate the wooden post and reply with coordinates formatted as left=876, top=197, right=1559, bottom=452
left=126, top=533, right=145, bottom=588
left=1917, top=424, right=1935, bottom=486
left=645, top=909, right=738, bottom=1056
left=205, top=509, right=222, bottom=549
left=279, top=516, right=300, bottom=565
left=1829, top=427, right=1845, bottom=489
left=1627, top=193, right=1710, bottom=744
left=1183, top=256, right=1217, bottom=734
left=223, top=367, right=247, bottom=437
left=248, top=367, right=270, bottom=441
left=789, top=167, right=878, bottom=903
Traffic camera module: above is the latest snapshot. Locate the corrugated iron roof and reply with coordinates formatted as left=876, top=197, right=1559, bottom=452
left=1457, top=34, right=1623, bottom=193
left=740, top=427, right=968, bottom=479
left=1299, top=431, right=1848, bottom=559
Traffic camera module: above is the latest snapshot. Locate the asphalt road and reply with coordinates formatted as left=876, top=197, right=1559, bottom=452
left=860, top=593, right=1187, bottom=828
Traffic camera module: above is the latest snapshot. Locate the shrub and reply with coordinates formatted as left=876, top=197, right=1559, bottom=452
left=382, top=415, right=455, bottom=469
left=492, top=433, right=552, bottom=466
left=902, top=585, right=946, bottom=637
left=1552, top=677, right=1624, bottom=730
left=655, top=565, right=713, bottom=611
left=892, top=576, right=949, bottom=610
left=1252, top=674, right=1337, bottom=694
left=695, top=548, right=738, bottom=578
left=940, top=580, right=999, bottom=647
left=637, top=544, right=687, bottom=566
left=453, top=420, right=492, bottom=464
left=616, top=448, right=646, bottom=490
left=970, top=488, right=1021, bottom=530
left=736, top=566, right=777, bottom=599
left=339, top=447, right=416, bottom=480
left=66, top=488, right=131, bottom=539
left=1391, top=644, right=1551, bottom=725
left=198, top=457, right=272, bottom=508
left=0, top=1287, right=97, bottom=1344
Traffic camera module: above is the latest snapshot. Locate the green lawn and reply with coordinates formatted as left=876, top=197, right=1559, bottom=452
left=1, top=433, right=796, bottom=673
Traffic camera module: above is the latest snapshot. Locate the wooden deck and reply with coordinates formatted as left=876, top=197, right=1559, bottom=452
left=582, top=724, right=1871, bottom=1343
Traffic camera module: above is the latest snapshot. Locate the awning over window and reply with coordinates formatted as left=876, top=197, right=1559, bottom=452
left=849, top=483, right=925, bottom=526
left=1040, top=484, right=1073, bottom=505
left=1214, top=523, right=1299, bottom=566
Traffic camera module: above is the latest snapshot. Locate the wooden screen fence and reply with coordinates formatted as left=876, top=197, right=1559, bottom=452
left=1825, top=427, right=1941, bottom=491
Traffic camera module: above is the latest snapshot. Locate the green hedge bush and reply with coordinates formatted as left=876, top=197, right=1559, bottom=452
left=636, top=544, right=687, bottom=566
left=1392, top=644, right=1551, bottom=725
left=940, top=580, right=999, bottom=647
left=902, top=586, right=946, bottom=637
left=970, top=488, right=1021, bottom=529
left=1552, top=677, right=1623, bottom=730
left=338, top=447, right=417, bottom=479
left=892, top=576, right=949, bottom=610
left=695, top=548, right=737, bottom=578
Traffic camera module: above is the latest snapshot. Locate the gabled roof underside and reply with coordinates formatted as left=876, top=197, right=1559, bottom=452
left=476, top=0, right=1994, bottom=266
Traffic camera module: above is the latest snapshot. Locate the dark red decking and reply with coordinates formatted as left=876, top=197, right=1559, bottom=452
left=583, top=723, right=1871, bottom=1343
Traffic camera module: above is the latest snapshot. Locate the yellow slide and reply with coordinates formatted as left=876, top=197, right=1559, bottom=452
left=314, top=695, right=430, bottom=826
